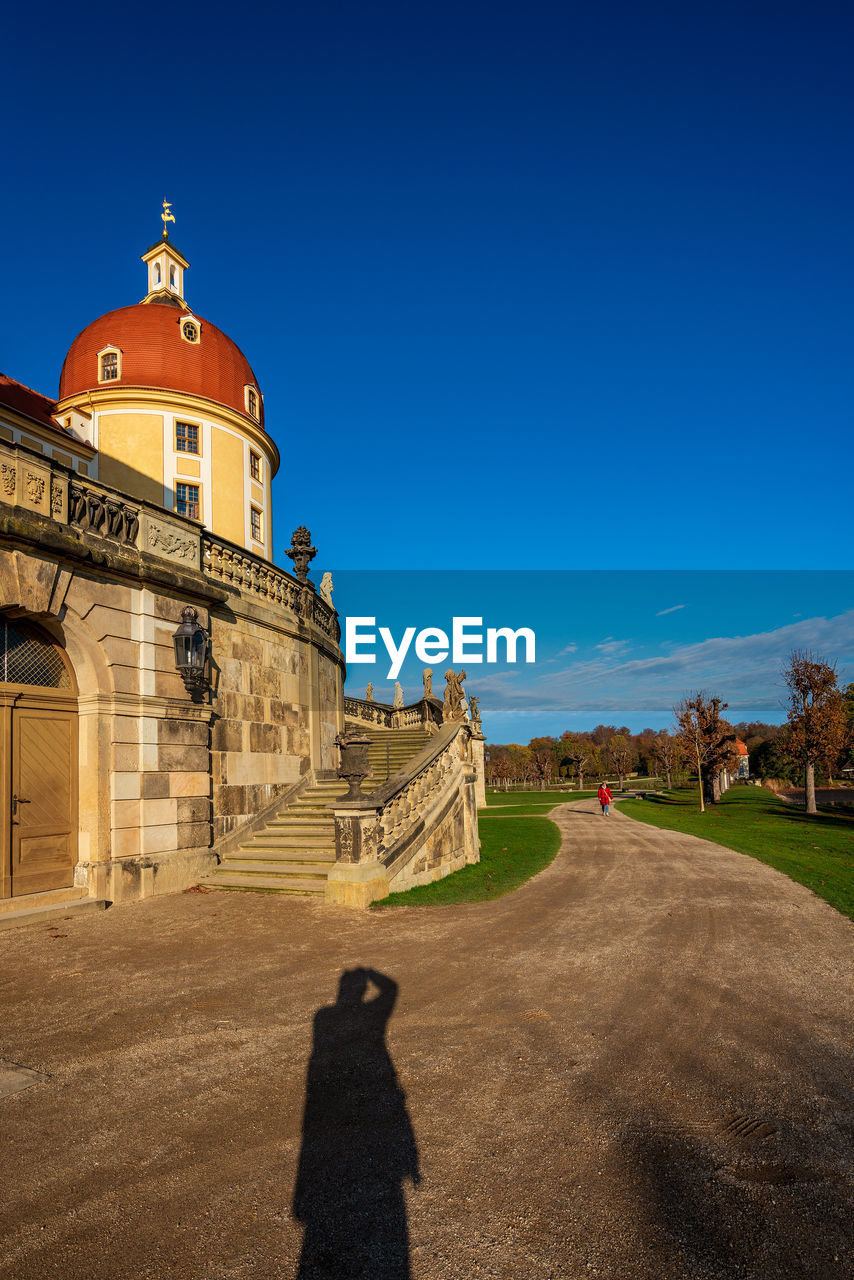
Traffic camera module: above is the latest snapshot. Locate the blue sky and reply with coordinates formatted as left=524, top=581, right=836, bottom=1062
left=332, top=571, right=854, bottom=737
left=3, top=3, right=852, bottom=733
left=4, top=0, right=851, bottom=574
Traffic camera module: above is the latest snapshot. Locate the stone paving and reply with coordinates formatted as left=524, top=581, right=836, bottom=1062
left=1, top=799, right=852, bottom=1279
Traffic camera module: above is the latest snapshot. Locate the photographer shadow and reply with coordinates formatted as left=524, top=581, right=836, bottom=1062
left=293, top=968, right=420, bottom=1279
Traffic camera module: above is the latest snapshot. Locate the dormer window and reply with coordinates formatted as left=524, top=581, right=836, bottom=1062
left=245, top=386, right=259, bottom=419
left=180, top=314, right=202, bottom=345
left=98, top=347, right=122, bottom=382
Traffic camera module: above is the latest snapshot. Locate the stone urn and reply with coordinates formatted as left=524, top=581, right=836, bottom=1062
left=335, top=732, right=372, bottom=799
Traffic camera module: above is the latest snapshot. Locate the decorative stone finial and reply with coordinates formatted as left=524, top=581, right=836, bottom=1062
left=365, top=683, right=374, bottom=702
left=319, top=572, right=334, bottom=605
left=286, top=526, right=317, bottom=582
left=161, top=199, right=175, bottom=238
left=422, top=668, right=433, bottom=699
left=393, top=682, right=404, bottom=709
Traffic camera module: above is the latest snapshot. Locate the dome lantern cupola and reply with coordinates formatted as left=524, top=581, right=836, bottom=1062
left=140, top=200, right=189, bottom=306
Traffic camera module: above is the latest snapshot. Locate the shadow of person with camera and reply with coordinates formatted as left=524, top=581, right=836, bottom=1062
left=293, top=967, right=420, bottom=1279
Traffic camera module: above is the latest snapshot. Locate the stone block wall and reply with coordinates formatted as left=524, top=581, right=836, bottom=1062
left=1, top=472, right=345, bottom=905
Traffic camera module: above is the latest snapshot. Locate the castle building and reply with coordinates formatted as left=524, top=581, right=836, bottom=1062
left=0, top=214, right=481, bottom=923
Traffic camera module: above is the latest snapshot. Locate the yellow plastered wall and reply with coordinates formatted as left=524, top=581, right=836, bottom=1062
left=211, top=427, right=245, bottom=546
left=98, top=414, right=164, bottom=505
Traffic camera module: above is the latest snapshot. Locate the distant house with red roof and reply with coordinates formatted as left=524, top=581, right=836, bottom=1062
left=735, top=738, right=750, bottom=780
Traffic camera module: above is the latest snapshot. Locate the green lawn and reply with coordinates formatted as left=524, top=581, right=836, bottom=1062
left=375, top=813, right=563, bottom=907
left=620, top=786, right=854, bottom=920
left=486, top=789, right=594, bottom=816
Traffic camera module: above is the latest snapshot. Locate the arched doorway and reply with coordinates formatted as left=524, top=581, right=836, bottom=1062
left=0, top=616, right=78, bottom=899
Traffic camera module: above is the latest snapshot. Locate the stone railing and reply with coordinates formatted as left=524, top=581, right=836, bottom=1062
left=343, top=694, right=444, bottom=733
left=0, top=439, right=342, bottom=643
left=326, top=722, right=479, bottom=907
left=202, top=533, right=339, bottom=640
left=68, top=479, right=140, bottom=546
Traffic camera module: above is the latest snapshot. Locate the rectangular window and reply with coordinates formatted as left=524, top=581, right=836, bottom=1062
left=250, top=506, right=263, bottom=542
left=101, top=352, right=118, bottom=380
left=176, top=483, right=200, bottom=520
left=249, top=451, right=261, bottom=481
left=247, top=388, right=257, bottom=417
left=175, top=421, right=200, bottom=454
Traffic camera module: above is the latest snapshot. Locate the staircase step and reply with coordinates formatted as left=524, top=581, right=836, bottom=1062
left=0, top=897, right=108, bottom=933
left=216, top=859, right=332, bottom=876
left=200, top=874, right=326, bottom=895
left=226, top=849, right=336, bottom=865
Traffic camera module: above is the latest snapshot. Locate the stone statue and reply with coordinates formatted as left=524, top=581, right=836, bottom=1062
left=319, top=572, right=334, bottom=605
left=468, top=694, right=481, bottom=724
left=422, top=668, right=433, bottom=699
left=365, top=683, right=373, bottom=702
left=393, top=682, right=404, bottom=709
left=443, top=668, right=467, bottom=722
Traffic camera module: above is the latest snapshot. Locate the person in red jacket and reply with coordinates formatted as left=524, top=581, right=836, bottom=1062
left=597, top=782, right=613, bottom=816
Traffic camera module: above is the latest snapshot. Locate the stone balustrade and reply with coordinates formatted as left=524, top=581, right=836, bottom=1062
left=326, top=722, right=479, bottom=907
left=0, top=439, right=339, bottom=641
left=343, top=694, right=444, bottom=733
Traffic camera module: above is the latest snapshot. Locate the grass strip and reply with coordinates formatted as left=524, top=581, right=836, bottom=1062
left=375, top=813, right=562, bottom=907
left=486, top=789, right=589, bottom=806
left=620, top=786, right=854, bottom=921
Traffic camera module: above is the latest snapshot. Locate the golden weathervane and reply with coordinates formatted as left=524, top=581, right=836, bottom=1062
left=161, top=199, right=176, bottom=238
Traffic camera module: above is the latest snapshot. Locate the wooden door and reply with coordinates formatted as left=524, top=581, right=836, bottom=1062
left=9, top=705, right=77, bottom=897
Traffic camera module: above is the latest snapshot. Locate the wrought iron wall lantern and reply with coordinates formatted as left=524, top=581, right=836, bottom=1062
left=172, top=606, right=211, bottom=701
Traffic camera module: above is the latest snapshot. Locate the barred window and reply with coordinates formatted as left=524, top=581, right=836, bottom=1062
left=176, top=483, right=200, bottom=520
left=0, top=619, right=71, bottom=688
left=176, top=422, right=199, bottom=454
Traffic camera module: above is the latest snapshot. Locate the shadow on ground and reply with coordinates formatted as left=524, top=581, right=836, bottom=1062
left=293, top=968, right=420, bottom=1279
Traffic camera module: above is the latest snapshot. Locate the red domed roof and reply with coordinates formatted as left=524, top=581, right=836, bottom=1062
left=58, top=303, right=264, bottom=429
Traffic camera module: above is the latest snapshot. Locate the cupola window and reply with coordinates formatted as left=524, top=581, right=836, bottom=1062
left=155, top=262, right=162, bottom=284
left=182, top=321, right=198, bottom=343
left=175, top=421, right=200, bottom=454
left=98, top=347, right=121, bottom=382
left=245, top=386, right=259, bottom=419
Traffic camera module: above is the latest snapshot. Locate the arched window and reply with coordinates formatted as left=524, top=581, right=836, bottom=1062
left=170, top=265, right=176, bottom=288
left=155, top=262, right=162, bottom=284
left=0, top=618, right=72, bottom=689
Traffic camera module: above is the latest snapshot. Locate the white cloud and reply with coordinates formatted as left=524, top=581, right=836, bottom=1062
left=656, top=604, right=685, bottom=616
left=470, top=609, right=854, bottom=725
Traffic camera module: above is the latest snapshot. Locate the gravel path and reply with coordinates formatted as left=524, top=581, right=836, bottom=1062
left=1, top=799, right=852, bottom=1279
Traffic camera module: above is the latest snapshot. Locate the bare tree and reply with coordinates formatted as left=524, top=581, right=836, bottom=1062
left=651, top=730, right=682, bottom=790
left=674, top=693, right=738, bottom=812
left=782, top=650, right=845, bottom=814
left=561, top=736, right=594, bottom=790
left=606, top=734, right=634, bottom=791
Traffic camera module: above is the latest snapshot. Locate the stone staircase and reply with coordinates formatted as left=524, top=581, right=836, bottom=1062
left=201, top=724, right=435, bottom=897
left=356, top=725, right=433, bottom=785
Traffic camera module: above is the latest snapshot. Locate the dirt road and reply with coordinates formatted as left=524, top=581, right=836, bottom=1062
left=1, top=800, right=852, bottom=1279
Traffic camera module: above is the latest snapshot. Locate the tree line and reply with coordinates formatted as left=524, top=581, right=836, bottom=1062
left=486, top=650, right=854, bottom=816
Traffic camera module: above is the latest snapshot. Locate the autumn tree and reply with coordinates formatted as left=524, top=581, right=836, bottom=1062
left=782, top=650, right=845, bottom=814
left=651, top=730, right=682, bottom=790
left=674, top=692, right=738, bottom=812
left=605, top=733, right=634, bottom=790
